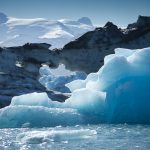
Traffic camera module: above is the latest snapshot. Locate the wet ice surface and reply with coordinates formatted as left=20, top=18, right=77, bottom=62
left=0, top=124, right=150, bottom=150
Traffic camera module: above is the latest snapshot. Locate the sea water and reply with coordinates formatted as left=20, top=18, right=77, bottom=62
left=0, top=124, right=150, bottom=150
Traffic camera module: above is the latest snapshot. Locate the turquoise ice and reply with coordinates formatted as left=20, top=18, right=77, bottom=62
left=1, top=47, right=150, bottom=128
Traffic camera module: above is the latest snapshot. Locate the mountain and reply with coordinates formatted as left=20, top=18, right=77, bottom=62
left=0, top=12, right=8, bottom=24
left=0, top=43, right=69, bottom=108
left=59, top=15, right=150, bottom=73
left=77, top=17, right=93, bottom=26
left=0, top=13, right=94, bottom=48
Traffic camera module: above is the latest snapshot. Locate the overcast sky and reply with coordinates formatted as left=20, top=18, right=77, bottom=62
left=0, top=0, right=150, bottom=26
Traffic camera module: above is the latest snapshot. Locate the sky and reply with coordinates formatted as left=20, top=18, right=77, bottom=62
left=0, top=0, right=150, bottom=26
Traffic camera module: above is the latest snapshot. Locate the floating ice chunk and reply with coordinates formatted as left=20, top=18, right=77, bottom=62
left=98, top=56, right=132, bottom=90
left=85, top=73, right=99, bottom=90
left=64, top=47, right=150, bottom=124
left=11, top=92, right=50, bottom=107
left=39, top=64, right=87, bottom=93
left=0, top=106, right=83, bottom=128
left=104, top=48, right=135, bottom=64
left=66, top=73, right=97, bottom=92
left=105, top=75, right=150, bottom=123
left=66, top=80, right=86, bottom=92
left=128, top=47, right=150, bottom=64
left=104, top=54, right=116, bottom=64
left=115, top=48, right=135, bottom=57
left=65, top=88, right=106, bottom=115
left=39, top=65, right=53, bottom=76
left=50, top=64, right=76, bottom=76
left=16, top=129, right=97, bottom=144
left=86, top=73, right=98, bottom=81
left=86, top=80, right=99, bottom=91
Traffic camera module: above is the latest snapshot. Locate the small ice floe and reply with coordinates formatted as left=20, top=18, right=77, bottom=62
left=16, top=129, right=97, bottom=144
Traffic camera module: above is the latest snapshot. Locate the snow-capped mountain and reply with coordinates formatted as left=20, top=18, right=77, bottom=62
left=0, top=12, right=94, bottom=48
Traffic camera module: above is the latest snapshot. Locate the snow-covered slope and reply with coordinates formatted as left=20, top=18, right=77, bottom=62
left=0, top=12, right=94, bottom=48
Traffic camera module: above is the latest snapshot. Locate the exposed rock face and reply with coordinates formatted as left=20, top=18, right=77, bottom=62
left=127, top=15, right=150, bottom=29
left=0, top=43, right=67, bottom=108
left=60, top=16, right=150, bottom=73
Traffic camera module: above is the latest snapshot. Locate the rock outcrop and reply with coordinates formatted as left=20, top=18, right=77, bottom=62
left=0, top=43, right=68, bottom=108
left=59, top=15, right=150, bottom=73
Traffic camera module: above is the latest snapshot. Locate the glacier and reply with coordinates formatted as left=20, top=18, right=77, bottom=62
left=0, top=47, right=150, bottom=128
left=0, top=12, right=94, bottom=49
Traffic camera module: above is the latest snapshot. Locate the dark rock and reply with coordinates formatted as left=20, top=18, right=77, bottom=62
left=0, top=43, right=67, bottom=108
left=127, top=15, right=150, bottom=29
left=104, top=22, right=118, bottom=29
left=47, top=91, right=71, bottom=102
left=60, top=16, right=150, bottom=73
left=22, top=43, right=51, bottom=50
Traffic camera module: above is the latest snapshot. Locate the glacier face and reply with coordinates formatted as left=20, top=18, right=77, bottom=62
left=0, top=47, right=150, bottom=128
left=0, top=13, right=94, bottom=48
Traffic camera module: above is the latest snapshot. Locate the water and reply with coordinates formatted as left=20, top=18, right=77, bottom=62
left=0, top=124, right=150, bottom=150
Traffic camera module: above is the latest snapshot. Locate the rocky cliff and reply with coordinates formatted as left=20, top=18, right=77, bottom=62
left=0, top=43, right=68, bottom=108
left=60, top=15, right=150, bottom=73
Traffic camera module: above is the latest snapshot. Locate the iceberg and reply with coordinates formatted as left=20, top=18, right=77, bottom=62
left=1, top=47, right=150, bottom=128
left=39, top=64, right=86, bottom=93
left=66, top=73, right=98, bottom=92
left=67, top=47, right=150, bottom=123
left=11, top=92, right=50, bottom=107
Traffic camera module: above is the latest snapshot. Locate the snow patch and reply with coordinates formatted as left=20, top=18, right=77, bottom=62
left=0, top=13, right=94, bottom=48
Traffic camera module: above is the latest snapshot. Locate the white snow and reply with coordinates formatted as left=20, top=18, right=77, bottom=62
left=7, top=17, right=47, bottom=26
left=0, top=14, right=94, bottom=49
